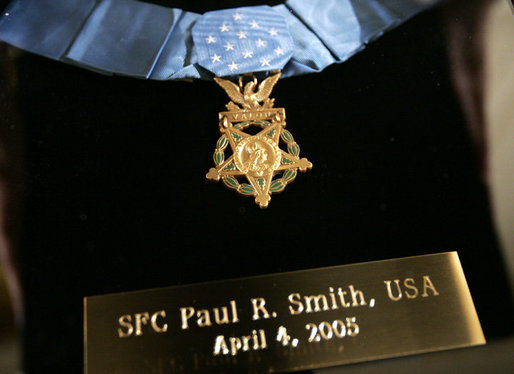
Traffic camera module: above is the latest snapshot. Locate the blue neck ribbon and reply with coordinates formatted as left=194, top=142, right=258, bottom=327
left=0, top=0, right=439, bottom=80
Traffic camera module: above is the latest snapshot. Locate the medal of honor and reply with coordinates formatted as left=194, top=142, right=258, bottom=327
left=193, top=6, right=312, bottom=207
left=206, top=72, right=312, bottom=207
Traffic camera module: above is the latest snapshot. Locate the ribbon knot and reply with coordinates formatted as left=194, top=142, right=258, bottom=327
left=192, top=6, right=294, bottom=77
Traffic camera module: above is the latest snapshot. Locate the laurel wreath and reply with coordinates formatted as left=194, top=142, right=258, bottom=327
left=212, top=121, right=300, bottom=196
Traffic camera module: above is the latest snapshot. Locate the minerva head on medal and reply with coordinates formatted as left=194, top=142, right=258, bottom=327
left=206, top=72, right=312, bottom=208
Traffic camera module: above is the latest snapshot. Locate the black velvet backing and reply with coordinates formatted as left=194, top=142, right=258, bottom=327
left=8, top=2, right=512, bottom=372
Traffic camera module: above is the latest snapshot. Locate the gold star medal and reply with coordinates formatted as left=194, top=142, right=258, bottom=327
left=192, top=6, right=312, bottom=207
left=206, top=72, right=312, bottom=208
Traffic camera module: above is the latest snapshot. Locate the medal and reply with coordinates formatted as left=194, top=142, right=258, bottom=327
left=192, top=6, right=311, bottom=207
left=206, top=72, right=312, bottom=207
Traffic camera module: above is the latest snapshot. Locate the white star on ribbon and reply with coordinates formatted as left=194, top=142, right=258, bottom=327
left=219, top=23, right=229, bottom=32
left=260, top=57, right=270, bottom=67
left=228, top=61, right=239, bottom=71
left=242, top=50, right=253, bottom=59
left=233, top=12, right=243, bottom=21
left=224, top=42, right=234, bottom=51
left=256, top=38, right=266, bottom=47
left=211, top=54, right=221, bottom=63
left=274, top=46, right=284, bottom=56
left=269, top=28, right=278, bottom=37
left=250, top=20, right=260, bottom=29
left=238, top=31, right=247, bottom=39
left=206, top=35, right=216, bottom=44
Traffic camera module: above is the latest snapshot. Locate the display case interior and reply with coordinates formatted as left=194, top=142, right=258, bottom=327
left=0, top=0, right=512, bottom=372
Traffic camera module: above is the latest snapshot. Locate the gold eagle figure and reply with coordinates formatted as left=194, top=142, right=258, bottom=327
left=214, top=72, right=281, bottom=110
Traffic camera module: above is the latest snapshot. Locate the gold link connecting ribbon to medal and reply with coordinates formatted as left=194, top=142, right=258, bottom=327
left=206, top=71, right=312, bottom=208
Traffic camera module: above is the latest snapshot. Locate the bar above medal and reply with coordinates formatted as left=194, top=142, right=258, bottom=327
left=84, top=252, right=485, bottom=373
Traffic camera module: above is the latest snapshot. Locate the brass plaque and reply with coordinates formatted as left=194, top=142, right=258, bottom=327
left=84, top=252, right=485, bottom=373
